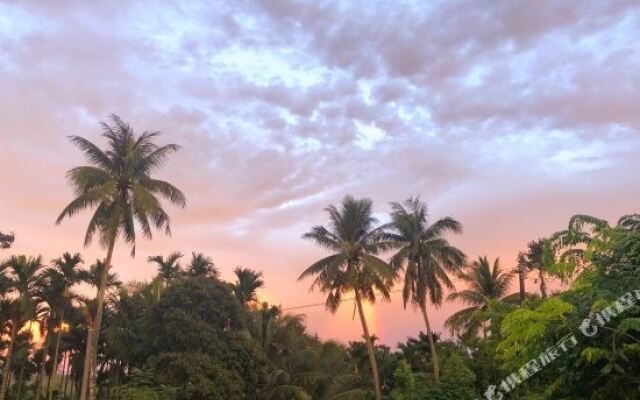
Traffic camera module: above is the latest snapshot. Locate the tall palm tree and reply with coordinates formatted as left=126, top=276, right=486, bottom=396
left=445, top=256, right=512, bottom=338
left=299, top=196, right=395, bottom=400
left=44, top=253, right=83, bottom=400
left=186, top=252, right=218, bottom=278
left=148, top=252, right=183, bottom=285
left=386, top=197, right=465, bottom=382
left=233, top=268, right=264, bottom=305
left=55, top=114, right=185, bottom=400
left=0, top=255, right=44, bottom=400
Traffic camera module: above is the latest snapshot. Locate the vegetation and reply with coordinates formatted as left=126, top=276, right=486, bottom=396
left=386, top=197, right=465, bottom=382
left=0, top=117, right=638, bottom=399
left=299, top=196, right=396, bottom=400
left=55, top=115, right=185, bottom=400
left=0, top=232, right=14, bottom=250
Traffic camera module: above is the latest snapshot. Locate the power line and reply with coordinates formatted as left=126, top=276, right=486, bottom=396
left=281, top=290, right=403, bottom=311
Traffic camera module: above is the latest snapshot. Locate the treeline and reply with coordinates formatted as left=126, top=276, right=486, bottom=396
left=1, top=211, right=639, bottom=400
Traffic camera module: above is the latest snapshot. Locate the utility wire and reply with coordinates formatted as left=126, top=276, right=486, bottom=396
left=281, top=289, right=403, bottom=311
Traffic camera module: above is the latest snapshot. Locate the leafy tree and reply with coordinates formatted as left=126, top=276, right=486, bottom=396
left=299, top=196, right=396, bottom=400
left=145, top=278, right=264, bottom=397
left=489, top=216, right=640, bottom=399
left=119, top=368, right=176, bottom=400
left=233, top=268, right=264, bottom=305
left=56, top=114, right=185, bottom=400
left=445, top=256, right=513, bottom=338
left=149, top=352, right=245, bottom=400
left=391, top=360, right=416, bottom=400
left=387, top=197, right=465, bottom=381
left=496, top=297, right=575, bottom=370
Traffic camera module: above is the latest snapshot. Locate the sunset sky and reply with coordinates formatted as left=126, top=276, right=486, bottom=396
left=1, top=0, right=639, bottom=347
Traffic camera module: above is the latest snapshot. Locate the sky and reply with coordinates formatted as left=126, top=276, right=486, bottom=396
left=1, top=0, right=640, bottom=347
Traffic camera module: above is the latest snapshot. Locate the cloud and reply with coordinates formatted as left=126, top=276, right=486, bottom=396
left=1, top=0, right=639, bottom=345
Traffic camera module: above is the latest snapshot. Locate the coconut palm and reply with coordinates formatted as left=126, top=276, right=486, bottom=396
left=299, top=196, right=395, bottom=400
left=186, top=252, right=218, bottom=278
left=55, top=114, right=185, bottom=400
left=233, top=268, right=264, bottom=305
left=445, top=256, right=512, bottom=338
left=148, top=252, right=183, bottom=285
left=0, top=255, right=44, bottom=400
left=386, top=197, right=465, bottom=382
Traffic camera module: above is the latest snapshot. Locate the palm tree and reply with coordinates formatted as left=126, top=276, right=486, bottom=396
left=33, top=273, right=65, bottom=400
left=0, top=299, right=23, bottom=400
left=514, top=252, right=528, bottom=305
left=386, top=197, right=465, bottom=382
left=0, top=232, right=14, bottom=250
left=77, top=261, right=121, bottom=400
left=233, top=268, right=264, bottom=305
left=0, top=255, right=44, bottom=400
left=148, top=252, right=183, bottom=285
left=445, top=256, right=512, bottom=338
left=186, top=252, right=218, bottom=278
left=299, top=196, right=395, bottom=400
left=81, top=260, right=122, bottom=291
left=44, top=253, right=83, bottom=400
left=523, top=239, right=554, bottom=299
left=55, top=114, right=185, bottom=400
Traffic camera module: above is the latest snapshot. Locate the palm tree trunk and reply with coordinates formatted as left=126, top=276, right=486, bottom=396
left=419, top=301, right=440, bottom=382
left=518, top=265, right=526, bottom=305
left=84, top=235, right=115, bottom=400
left=539, top=267, right=548, bottom=299
left=79, top=323, right=94, bottom=400
left=354, top=290, right=382, bottom=400
left=0, top=323, right=18, bottom=400
left=35, top=325, right=50, bottom=400
left=46, top=361, right=54, bottom=396
left=62, top=351, right=70, bottom=398
left=16, top=355, right=28, bottom=400
left=16, top=357, right=26, bottom=400
left=89, top=348, right=98, bottom=400
left=48, top=317, right=65, bottom=400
